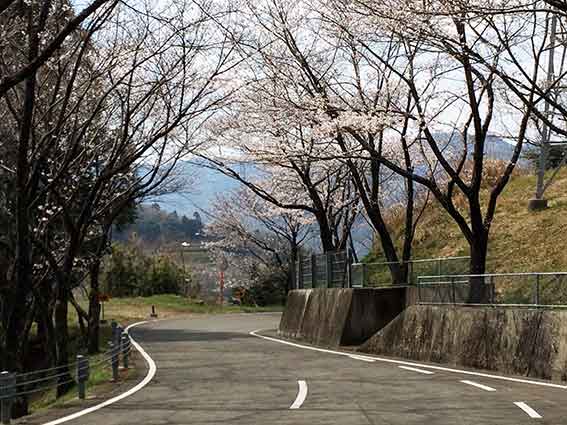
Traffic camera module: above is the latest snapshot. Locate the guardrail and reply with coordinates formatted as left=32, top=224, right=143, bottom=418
left=0, top=321, right=132, bottom=424
left=351, top=256, right=470, bottom=288
left=417, top=272, right=567, bottom=307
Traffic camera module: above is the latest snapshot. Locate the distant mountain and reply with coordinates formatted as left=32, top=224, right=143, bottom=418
left=141, top=136, right=521, bottom=257
left=145, top=161, right=243, bottom=218
left=432, top=132, right=524, bottom=163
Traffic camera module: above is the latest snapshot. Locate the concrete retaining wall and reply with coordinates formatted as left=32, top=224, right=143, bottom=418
left=341, top=287, right=406, bottom=346
left=359, top=304, right=567, bottom=381
left=278, top=287, right=407, bottom=348
left=278, top=290, right=313, bottom=339
left=299, top=289, right=353, bottom=347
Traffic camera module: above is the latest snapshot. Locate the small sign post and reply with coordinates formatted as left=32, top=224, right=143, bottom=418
left=98, top=293, right=110, bottom=324
left=217, top=256, right=228, bottom=305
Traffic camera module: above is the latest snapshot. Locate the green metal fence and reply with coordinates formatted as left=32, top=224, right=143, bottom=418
left=297, top=251, right=350, bottom=289
left=417, top=272, right=567, bottom=306
left=350, top=256, right=470, bottom=287
left=297, top=251, right=470, bottom=289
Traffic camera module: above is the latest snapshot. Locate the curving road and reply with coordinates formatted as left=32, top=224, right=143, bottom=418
left=36, top=313, right=567, bottom=424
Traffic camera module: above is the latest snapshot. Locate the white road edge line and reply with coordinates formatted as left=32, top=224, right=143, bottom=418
left=399, top=365, right=434, bottom=375
left=348, top=354, right=376, bottom=363
left=514, top=402, right=543, bottom=419
left=290, top=380, right=308, bottom=409
left=249, top=330, right=567, bottom=390
left=460, top=380, right=497, bottom=392
left=43, top=321, right=158, bottom=425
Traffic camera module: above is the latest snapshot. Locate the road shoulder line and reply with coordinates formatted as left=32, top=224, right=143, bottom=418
left=249, top=329, right=567, bottom=390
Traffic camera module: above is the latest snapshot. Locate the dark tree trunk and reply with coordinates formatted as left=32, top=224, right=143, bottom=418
left=88, top=261, right=102, bottom=354
left=317, top=216, right=336, bottom=253
left=366, top=210, right=405, bottom=285
left=288, top=241, right=298, bottom=292
left=467, top=231, right=489, bottom=304
left=36, top=283, right=57, bottom=368
left=55, top=283, right=73, bottom=397
left=401, top=174, right=415, bottom=282
left=3, top=309, right=28, bottom=418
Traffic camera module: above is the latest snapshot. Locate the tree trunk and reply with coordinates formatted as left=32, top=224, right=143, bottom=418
left=401, top=176, right=415, bottom=285
left=288, top=241, right=298, bottom=292
left=317, top=217, right=336, bottom=253
left=467, top=232, right=489, bottom=304
left=36, top=283, right=57, bottom=368
left=2, top=305, right=28, bottom=418
left=367, top=211, right=405, bottom=285
left=54, top=284, right=73, bottom=397
left=88, top=261, right=102, bottom=354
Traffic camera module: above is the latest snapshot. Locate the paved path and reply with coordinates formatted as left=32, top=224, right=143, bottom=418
left=40, top=313, right=567, bottom=424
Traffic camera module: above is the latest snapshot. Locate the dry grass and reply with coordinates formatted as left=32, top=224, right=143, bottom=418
left=403, top=168, right=567, bottom=272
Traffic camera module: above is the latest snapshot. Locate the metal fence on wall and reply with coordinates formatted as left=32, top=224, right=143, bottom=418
left=297, top=251, right=350, bottom=289
left=296, top=252, right=471, bottom=289
left=350, top=256, right=470, bottom=288
left=417, top=272, right=567, bottom=307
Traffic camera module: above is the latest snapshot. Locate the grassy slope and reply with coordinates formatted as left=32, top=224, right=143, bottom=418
left=372, top=168, right=567, bottom=273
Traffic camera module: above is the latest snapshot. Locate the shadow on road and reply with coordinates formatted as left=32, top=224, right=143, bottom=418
left=132, top=328, right=254, bottom=343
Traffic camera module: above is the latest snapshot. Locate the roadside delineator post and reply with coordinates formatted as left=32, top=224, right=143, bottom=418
left=110, top=342, right=119, bottom=382
left=111, top=320, right=118, bottom=343
left=115, top=326, right=123, bottom=346
left=77, top=355, right=90, bottom=400
left=121, top=334, right=130, bottom=370
left=0, top=371, right=16, bottom=425
left=150, top=305, right=158, bottom=318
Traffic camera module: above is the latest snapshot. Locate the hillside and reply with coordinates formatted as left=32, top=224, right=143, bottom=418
left=371, top=168, right=567, bottom=274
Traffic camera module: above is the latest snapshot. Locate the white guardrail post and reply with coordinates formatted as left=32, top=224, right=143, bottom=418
left=0, top=371, right=16, bottom=425
left=121, top=334, right=130, bottom=370
left=77, top=355, right=90, bottom=400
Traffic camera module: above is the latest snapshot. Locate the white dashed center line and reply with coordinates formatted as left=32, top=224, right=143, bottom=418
left=398, top=365, right=434, bottom=375
left=290, top=380, right=308, bottom=409
left=514, top=402, right=543, bottom=419
left=461, top=380, right=497, bottom=392
left=348, top=354, right=377, bottom=362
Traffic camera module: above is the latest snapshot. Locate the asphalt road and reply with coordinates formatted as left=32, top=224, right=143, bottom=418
left=37, top=313, right=567, bottom=424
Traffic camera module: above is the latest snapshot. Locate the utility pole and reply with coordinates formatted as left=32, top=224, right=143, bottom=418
left=530, top=9, right=559, bottom=211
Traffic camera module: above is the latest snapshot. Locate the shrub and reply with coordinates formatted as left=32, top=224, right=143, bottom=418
left=102, top=244, right=185, bottom=297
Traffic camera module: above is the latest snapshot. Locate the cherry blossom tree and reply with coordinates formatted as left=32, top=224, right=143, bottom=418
left=206, top=185, right=313, bottom=291
left=214, top=0, right=431, bottom=284
left=203, top=108, right=361, bottom=253
left=0, top=0, right=239, bottom=401
left=315, top=0, right=544, bottom=301
left=0, top=0, right=118, bottom=97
